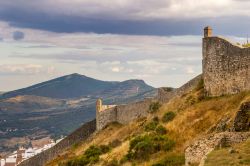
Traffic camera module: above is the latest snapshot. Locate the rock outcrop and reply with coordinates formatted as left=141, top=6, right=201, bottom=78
left=233, top=101, right=250, bottom=132
left=185, top=132, right=250, bottom=166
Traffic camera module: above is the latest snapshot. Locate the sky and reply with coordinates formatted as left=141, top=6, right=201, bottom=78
left=1, top=0, right=250, bottom=91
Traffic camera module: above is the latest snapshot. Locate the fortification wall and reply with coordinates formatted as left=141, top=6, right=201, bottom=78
left=203, top=37, right=250, bottom=96
left=157, top=74, right=202, bottom=103
left=96, top=107, right=117, bottom=130
left=116, top=98, right=153, bottom=124
left=185, top=132, right=250, bottom=166
left=96, top=98, right=154, bottom=130
left=18, top=120, right=96, bottom=166
left=96, top=74, right=203, bottom=131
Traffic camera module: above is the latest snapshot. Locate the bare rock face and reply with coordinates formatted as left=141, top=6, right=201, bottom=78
left=233, top=102, right=250, bottom=132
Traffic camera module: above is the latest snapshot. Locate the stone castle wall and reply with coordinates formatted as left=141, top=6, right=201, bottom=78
left=96, top=98, right=154, bottom=130
left=157, top=74, right=202, bottom=103
left=185, top=132, right=250, bottom=166
left=18, top=120, right=96, bottom=166
left=97, top=74, right=203, bottom=131
left=203, top=36, right=250, bottom=96
left=116, top=98, right=153, bottom=124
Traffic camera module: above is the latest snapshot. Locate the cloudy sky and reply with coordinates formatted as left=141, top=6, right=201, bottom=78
left=1, top=0, right=250, bottom=91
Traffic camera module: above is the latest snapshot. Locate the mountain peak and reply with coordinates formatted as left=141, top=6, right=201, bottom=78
left=1, top=74, right=154, bottom=99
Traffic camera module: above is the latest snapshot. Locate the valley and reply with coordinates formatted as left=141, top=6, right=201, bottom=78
left=0, top=74, right=156, bottom=157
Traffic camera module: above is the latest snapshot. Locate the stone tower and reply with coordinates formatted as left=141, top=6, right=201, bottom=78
left=96, top=98, right=102, bottom=112
left=202, top=26, right=250, bottom=96
left=204, top=26, right=212, bottom=37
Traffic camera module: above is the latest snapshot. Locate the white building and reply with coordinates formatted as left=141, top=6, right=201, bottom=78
left=0, top=159, right=5, bottom=166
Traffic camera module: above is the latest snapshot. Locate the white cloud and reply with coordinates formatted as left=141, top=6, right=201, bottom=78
left=0, top=64, right=56, bottom=75
left=186, top=66, right=195, bottom=74
left=111, top=67, right=121, bottom=72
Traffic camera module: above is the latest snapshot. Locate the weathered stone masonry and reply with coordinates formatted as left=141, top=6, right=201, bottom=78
left=96, top=98, right=154, bottom=130
left=96, top=74, right=203, bottom=131
left=203, top=26, right=250, bottom=96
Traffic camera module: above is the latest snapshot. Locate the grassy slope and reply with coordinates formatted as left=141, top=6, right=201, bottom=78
left=204, top=139, right=250, bottom=166
left=47, top=81, right=250, bottom=166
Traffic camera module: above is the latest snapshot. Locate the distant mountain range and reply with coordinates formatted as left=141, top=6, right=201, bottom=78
left=0, top=73, right=156, bottom=156
left=1, top=73, right=154, bottom=100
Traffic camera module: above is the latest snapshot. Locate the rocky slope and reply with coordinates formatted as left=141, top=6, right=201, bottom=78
left=45, top=77, right=250, bottom=166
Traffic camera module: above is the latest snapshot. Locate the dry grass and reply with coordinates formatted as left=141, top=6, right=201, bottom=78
left=47, top=86, right=250, bottom=166
left=204, top=138, right=250, bottom=166
left=157, top=90, right=250, bottom=152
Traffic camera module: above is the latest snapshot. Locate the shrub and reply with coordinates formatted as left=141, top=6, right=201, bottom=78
left=107, top=158, right=119, bottom=166
left=144, top=121, right=159, bottom=131
left=152, top=116, right=159, bottom=122
left=149, top=102, right=161, bottom=113
left=242, top=43, right=250, bottom=48
left=109, top=139, right=122, bottom=148
left=162, top=111, right=176, bottom=123
left=62, top=144, right=111, bottom=166
left=162, top=139, right=175, bottom=151
left=126, top=134, right=175, bottom=161
left=62, top=156, right=90, bottom=166
left=119, top=155, right=128, bottom=164
left=162, top=87, right=174, bottom=92
left=84, top=145, right=102, bottom=158
left=152, top=153, right=185, bottom=166
left=99, top=144, right=111, bottom=154
left=155, top=125, right=167, bottom=135
left=185, top=95, right=196, bottom=105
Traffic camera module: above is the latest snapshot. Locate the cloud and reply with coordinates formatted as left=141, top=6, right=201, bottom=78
left=0, top=64, right=55, bottom=75
left=0, top=0, right=250, bottom=35
left=186, top=66, right=195, bottom=74
left=13, top=31, right=25, bottom=40
left=111, top=67, right=121, bottom=72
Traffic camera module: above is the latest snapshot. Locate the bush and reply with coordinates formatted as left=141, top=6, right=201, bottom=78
left=152, top=153, right=185, bottom=166
left=107, top=158, right=119, bottom=166
left=99, top=144, right=111, bottom=154
left=162, top=112, right=176, bottom=123
left=62, top=144, right=111, bottom=166
left=84, top=145, right=102, bottom=158
left=63, top=156, right=90, bottom=166
left=144, top=121, right=159, bottom=131
left=162, top=139, right=175, bottom=151
left=149, top=102, right=161, bottom=113
left=126, top=134, right=175, bottom=161
left=162, top=87, right=174, bottom=92
left=152, top=116, right=159, bottom=122
left=185, top=95, right=196, bottom=105
left=109, top=139, right=122, bottom=148
left=155, top=125, right=167, bottom=135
